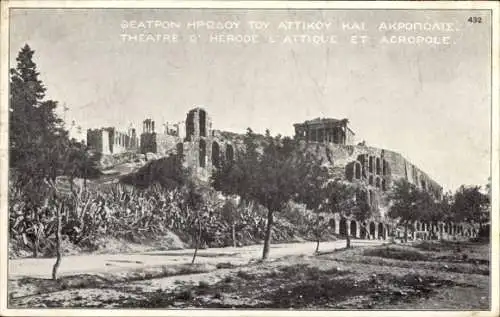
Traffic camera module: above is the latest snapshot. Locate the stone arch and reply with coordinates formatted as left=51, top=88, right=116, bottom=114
left=350, top=220, right=358, bottom=238
left=369, top=222, right=376, bottom=238
left=176, top=142, right=184, bottom=157
left=186, top=111, right=195, bottom=140
left=226, top=144, right=234, bottom=162
left=421, top=179, right=427, bottom=190
left=369, top=156, right=374, bottom=173
left=376, top=157, right=381, bottom=175
left=360, top=224, right=368, bottom=239
left=357, top=154, right=366, bottom=165
left=329, top=218, right=336, bottom=233
left=383, top=160, right=388, bottom=175
left=378, top=223, right=385, bottom=239
left=199, top=109, right=207, bottom=137
left=345, top=162, right=355, bottom=181
left=354, top=162, right=361, bottom=180
left=212, top=141, right=220, bottom=168
left=339, top=218, right=348, bottom=236
left=199, top=139, right=206, bottom=168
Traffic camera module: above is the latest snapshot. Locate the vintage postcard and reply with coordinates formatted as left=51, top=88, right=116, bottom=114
left=0, top=1, right=498, bottom=316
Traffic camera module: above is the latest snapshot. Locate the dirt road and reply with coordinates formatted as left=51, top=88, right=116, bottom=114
left=9, top=239, right=383, bottom=279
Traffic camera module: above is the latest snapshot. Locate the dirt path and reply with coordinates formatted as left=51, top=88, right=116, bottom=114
left=9, top=239, right=384, bottom=279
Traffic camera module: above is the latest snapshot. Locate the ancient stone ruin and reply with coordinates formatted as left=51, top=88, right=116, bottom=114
left=86, top=107, right=478, bottom=240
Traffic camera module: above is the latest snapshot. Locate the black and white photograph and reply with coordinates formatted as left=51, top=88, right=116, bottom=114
left=1, top=1, right=498, bottom=315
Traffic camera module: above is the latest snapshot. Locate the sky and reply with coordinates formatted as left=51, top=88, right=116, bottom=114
left=8, top=8, right=492, bottom=192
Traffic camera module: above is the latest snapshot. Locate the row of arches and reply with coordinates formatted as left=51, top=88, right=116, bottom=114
left=347, top=161, right=388, bottom=191
left=357, top=154, right=390, bottom=177
left=176, top=139, right=235, bottom=169
left=414, top=221, right=477, bottom=237
left=211, top=141, right=234, bottom=168
left=328, top=218, right=388, bottom=240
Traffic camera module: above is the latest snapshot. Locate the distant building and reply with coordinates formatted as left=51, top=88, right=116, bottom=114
left=293, top=117, right=355, bottom=145
left=87, top=126, right=139, bottom=155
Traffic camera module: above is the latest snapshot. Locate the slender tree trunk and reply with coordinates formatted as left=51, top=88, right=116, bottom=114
left=315, top=237, right=320, bottom=253
left=231, top=222, right=236, bottom=248
left=191, top=219, right=202, bottom=265
left=52, top=202, right=63, bottom=280
left=346, top=232, right=351, bottom=249
left=403, top=222, right=408, bottom=243
left=262, top=210, right=274, bottom=260
left=33, top=224, right=39, bottom=258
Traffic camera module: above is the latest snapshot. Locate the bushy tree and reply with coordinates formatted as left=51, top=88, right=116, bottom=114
left=322, top=180, right=360, bottom=248
left=452, top=185, right=490, bottom=230
left=387, top=179, right=428, bottom=242
left=10, top=44, right=69, bottom=188
left=212, top=129, right=302, bottom=259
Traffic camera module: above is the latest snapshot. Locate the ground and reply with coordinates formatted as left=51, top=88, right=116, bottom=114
left=8, top=239, right=490, bottom=310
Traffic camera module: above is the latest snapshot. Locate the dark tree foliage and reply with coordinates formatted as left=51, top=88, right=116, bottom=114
left=212, top=128, right=302, bottom=259
left=388, top=179, right=426, bottom=242
left=9, top=44, right=96, bottom=192
left=452, top=185, right=490, bottom=230
left=10, top=45, right=67, bottom=186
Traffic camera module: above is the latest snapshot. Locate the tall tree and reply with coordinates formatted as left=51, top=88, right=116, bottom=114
left=10, top=44, right=68, bottom=188
left=322, top=180, right=360, bottom=248
left=212, top=129, right=301, bottom=260
left=387, top=179, right=423, bottom=242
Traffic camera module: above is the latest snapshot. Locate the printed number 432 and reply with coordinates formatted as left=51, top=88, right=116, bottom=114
left=468, top=17, right=482, bottom=23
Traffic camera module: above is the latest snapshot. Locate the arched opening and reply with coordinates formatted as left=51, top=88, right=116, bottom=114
left=199, top=109, right=207, bottom=137
left=360, top=225, right=368, bottom=239
left=369, top=222, right=376, bottom=238
left=329, top=219, right=336, bottom=233
left=212, top=141, right=220, bottom=168
left=199, top=139, right=206, bottom=168
left=176, top=142, right=184, bottom=158
left=186, top=111, right=195, bottom=140
left=226, top=144, right=234, bottom=161
left=339, top=218, right=348, bottom=236
left=376, top=157, right=381, bottom=175
left=357, top=154, right=366, bottom=166
left=381, top=179, right=387, bottom=191
left=350, top=220, right=358, bottom=238
left=369, top=175, right=374, bottom=185
left=346, top=164, right=354, bottom=182
left=375, top=177, right=381, bottom=188
left=421, top=179, right=427, bottom=190
left=378, top=223, right=385, bottom=239
left=383, top=160, right=388, bottom=175
left=354, top=163, right=361, bottom=180
left=369, top=156, right=374, bottom=173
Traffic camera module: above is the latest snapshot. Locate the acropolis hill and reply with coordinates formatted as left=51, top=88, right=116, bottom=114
left=87, top=106, right=464, bottom=240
